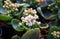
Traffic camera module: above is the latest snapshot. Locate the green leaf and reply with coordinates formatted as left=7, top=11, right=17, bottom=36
left=11, top=35, right=20, bottom=39
left=11, top=19, right=25, bottom=32
left=0, top=14, right=12, bottom=21
left=40, top=24, right=49, bottom=29
left=37, top=7, right=58, bottom=20
left=58, top=10, right=60, bottom=19
left=0, top=7, right=7, bottom=14
left=21, top=28, right=40, bottom=39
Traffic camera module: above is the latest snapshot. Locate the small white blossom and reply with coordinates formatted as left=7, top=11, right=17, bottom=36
left=26, top=22, right=33, bottom=26
left=3, top=0, right=19, bottom=12
left=23, top=8, right=37, bottom=15
left=21, top=15, right=37, bottom=26
left=22, top=8, right=41, bottom=27
left=21, top=17, right=25, bottom=20
left=37, top=22, right=41, bottom=25
left=3, top=5, right=5, bottom=8
left=57, top=35, right=60, bottom=37
left=51, top=31, right=60, bottom=38
left=34, top=15, right=39, bottom=19
left=19, top=23, right=22, bottom=26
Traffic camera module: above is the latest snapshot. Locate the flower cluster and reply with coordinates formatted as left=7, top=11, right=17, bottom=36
left=21, top=8, right=41, bottom=26
left=21, top=15, right=38, bottom=26
left=3, top=0, right=19, bottom=13
left=23, top=8, right=37, bottom=16
left=51, top=31, right=60, bottom=38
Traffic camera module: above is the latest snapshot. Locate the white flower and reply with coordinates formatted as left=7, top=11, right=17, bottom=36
left=21, top=8, right=40, bottom=26
left=24, top=15, right=33, bottom=22
left=23, top=8, right=37, bottom=15
left=32, top=20, right=36, bottom=24
left=33, top=9, right=37, bottom=14
left=56, top=31, right=60, bottom=34
left=19, top=23, right=22, bottom=26
left=3, top=0, right=19, bottom=11
left=37, top=22, right=41, bottom=25
left=34, top=15, right=39, bottom=19
left=26, top=20, right=36, bottom=26
left=21, top=17, right=25, bottom=20
left=3, top=5, right=5, bottom=8
left=21, top=15, right=37, bottom=26
left=51, top=31, right=60, bottom=38
left=26, top=22, right=33, bottom=26
left=24, top=9, right=28, bottom=12
left=57, top=35, right=60, bottom=37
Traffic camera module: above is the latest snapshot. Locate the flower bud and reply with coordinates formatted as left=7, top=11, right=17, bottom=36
left=57, top=35, right=59, bottom=37
left=38, top=22, right=41, bottom=25
left=21, top=17, right=25, bottom=20
left=15, top=8, right=18, bottom=11
left=3, top=5, right=5, bottom=8
left=57, top=31, right=60, bottom=35
left=19, top=23, right=22, bottom=26
left=6, top=6, right=9, bottom=8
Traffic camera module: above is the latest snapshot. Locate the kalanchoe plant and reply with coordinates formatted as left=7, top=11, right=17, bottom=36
left=0, top=0, right=60, bottom=39
left=51, top=31, right=60, bottom=38
left=21, top=8, right=40, bottom=26
left=3, top=0, right=29, bottom=17
left=11, top=8, right=41, bottom=32
left=3, top=0, right=19, bottom=14
left=47, top=26, right=60, bottom=39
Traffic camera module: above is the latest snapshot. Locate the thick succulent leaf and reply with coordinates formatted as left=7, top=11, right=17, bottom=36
left=46, top=0, right=54, bottom=4
left=40, top=24, right=49, bottom=29
left=39, top=0, right=54, bottom=7
left=11, top=35, right=20, bottom=39
left=11, top=19, right=25, bottom=32
left=47, top=14, right=58, bottom=20
left=49, top=20, right=57, bottom=26
left=16, top=0, right=23, bottom=3
left=21, top=28, right=40, bottom=39
left=58, top=10, right=60, bottom=19
left=40, top=1, right=48, bottom=7
left=17, top=3, right=30, bottom=7
left=0, top=7, right=7, bottom=14
left=49, top=19, right=60, bottom=26
left=37, top=7, right=57, bottom=20
left=0, top=14, right=12, bottom=22
left=56, top=0, right=60, bottom=8
left=13, top=3, right=29, bottom=17
left=47, top=26, right=60, bottom=39
left=49, top=26, right=60, bottom=33
left=0, top=1, right=7, bottom=14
